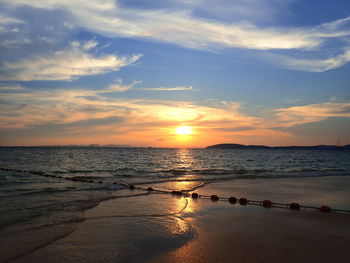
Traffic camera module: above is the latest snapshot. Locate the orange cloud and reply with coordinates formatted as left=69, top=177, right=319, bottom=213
left=1, top=86, right=349, bottom=146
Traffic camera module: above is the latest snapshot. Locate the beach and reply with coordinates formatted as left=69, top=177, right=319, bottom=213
left=3, top=175, right=350, bottom=263
left=2, top=0, right=350, bottom=261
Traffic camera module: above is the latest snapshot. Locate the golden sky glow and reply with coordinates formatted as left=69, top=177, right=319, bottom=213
left=0, top=1, right=350, bottom=147
left=1, top=85, right=349, bottom=147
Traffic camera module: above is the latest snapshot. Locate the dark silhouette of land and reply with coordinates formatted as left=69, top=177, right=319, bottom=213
left=207, top=143, right=350, bottom=150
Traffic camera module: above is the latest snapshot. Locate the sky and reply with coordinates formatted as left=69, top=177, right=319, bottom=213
left=0, top=0, right=349, bottom=147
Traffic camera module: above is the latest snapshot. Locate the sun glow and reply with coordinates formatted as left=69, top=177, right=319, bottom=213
left=175, top=126, right=193, bottom=135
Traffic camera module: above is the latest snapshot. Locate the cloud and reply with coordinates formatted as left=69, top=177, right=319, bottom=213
left=71, top=39, right=99, bottom=51
left=0, top=38, right=32, bottom=48
left=2, top=0, right=348, bottom=50
left=2, top=0, right=350, bottom=71
left=1, top=83, right=350, bottom=145
left=268, top=48, right=350, bottom=72
left=141, top=86, right=193, bottom=91
left=274, top=102, right=350, bottom=127
left=0, top=84, right=25, bottom=91
left=0, top=85, right=256, bottom=133
left=75, top=8, right=322, bottom=51
left=0, top=14, right=24, bottom=25
left=0, top=41, right=142, bottom=81
left=105, top=79, right=141, bottom=92
left=0, top=13, right=24, bottom=32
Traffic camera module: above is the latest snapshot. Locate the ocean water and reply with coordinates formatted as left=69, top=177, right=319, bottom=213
left=1, top=147, right=350, bottom=262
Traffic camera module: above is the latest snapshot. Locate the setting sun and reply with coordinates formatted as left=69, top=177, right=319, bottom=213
left=175, top=126, right=193, bottom=135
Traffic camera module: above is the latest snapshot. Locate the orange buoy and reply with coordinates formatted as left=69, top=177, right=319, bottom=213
left=229, top=197, right=237, bottom=204
left=263, top=200, right=272, bottom=208
left=289, top=203, right=300, bottom=210
left=320, top=206, right=331, bottom=212
left=211, top=195, right=219, bottom=201
left=239, top=198, right=248, bottom=205
left=191, top=193, right=199, bottom=199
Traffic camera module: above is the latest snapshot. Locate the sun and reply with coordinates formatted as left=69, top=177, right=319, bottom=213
left=175, top=126, right=193, bottom=135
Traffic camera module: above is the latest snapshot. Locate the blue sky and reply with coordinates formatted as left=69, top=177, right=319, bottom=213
left=0, top=0, right=349, bottom=147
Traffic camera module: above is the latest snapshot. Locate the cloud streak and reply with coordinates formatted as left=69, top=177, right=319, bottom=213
left=0, top=41, right=141, bottom=81
left=274, top=102, right=350, bottom=126
left=141, top=86, right=193, bottom=91
left=268, top=48, right=350, bottom=72
left=106, top=79, right=141, bottom=92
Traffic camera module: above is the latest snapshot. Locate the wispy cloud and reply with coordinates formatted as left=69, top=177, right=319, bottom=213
left=0, top=1, right=347, bottom=51
left=141, top=86, right=193, bottom=91
left=0, top=41, right=142, bottom=81
left=0, top=38, right=32, bottom=48
left=0, top=84, right=25, bottom=91
left=105, top=79, right=141, bottom=93
left=2, top=0, right=350, bottom=71
left=0, top=13, right=24, bottom=32
left=274, top=102, right=350, bottom=127
left=267, top=48, right=350, bottom=72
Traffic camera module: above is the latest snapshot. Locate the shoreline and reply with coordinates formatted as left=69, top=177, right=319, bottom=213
left=3, top=176, right=350, bottom=262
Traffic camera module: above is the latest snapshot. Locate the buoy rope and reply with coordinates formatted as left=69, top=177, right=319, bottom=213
left=131, top=186, right=350, bottom=214
left=2, top=167, right=350, bottom=213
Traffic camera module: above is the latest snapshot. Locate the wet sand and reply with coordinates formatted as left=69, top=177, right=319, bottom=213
left=6, top=177, right=350, bottom=263
left=149, top=200, right=350, bottom=263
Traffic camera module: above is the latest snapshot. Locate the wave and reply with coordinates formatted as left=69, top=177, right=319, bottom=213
left=1, top=166, right=350, bottom=188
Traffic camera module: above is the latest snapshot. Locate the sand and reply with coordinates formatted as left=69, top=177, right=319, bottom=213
left=5, top=177, right=350, bottom=263
left=148, top=200, right=350, bottom=263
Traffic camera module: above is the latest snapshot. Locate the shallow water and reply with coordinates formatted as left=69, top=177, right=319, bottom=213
left=0, top=147, right=349, bottom=262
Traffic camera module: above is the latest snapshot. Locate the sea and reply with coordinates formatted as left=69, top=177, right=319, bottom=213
left=1, top=147, right=350, bottom=262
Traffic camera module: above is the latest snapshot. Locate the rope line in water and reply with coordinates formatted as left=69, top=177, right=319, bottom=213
left=167, top=191, right=350, bottom=214
left=2, top=167, right=350, bottom=214
left=135, top=186, right=350, bottom=214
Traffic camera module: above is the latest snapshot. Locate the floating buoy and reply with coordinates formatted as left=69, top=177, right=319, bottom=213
left=263, top=200, right=272, bottom=208
left=211, top=195, right=219, bottom=201
left=191, top=193, right=199, bottom=199
left=320, top=206, right=331, bottom=212
left=129, top=185, right=135, bottom=189
left=171, top=190, right=182, bottom=196
left=229, top=197, right=237, bottom=204
left=147, top=187, right=153, bottom=191
left=289, top=203, right=300, bottom=210
left=239, top=198, right=248, bottom=205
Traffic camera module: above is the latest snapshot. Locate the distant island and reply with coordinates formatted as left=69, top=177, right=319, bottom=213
left=206, top=143, right=350, bottom=150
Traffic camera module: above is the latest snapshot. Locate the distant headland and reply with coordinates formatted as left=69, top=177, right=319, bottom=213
left=206, top=143, right=350, bottom=150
